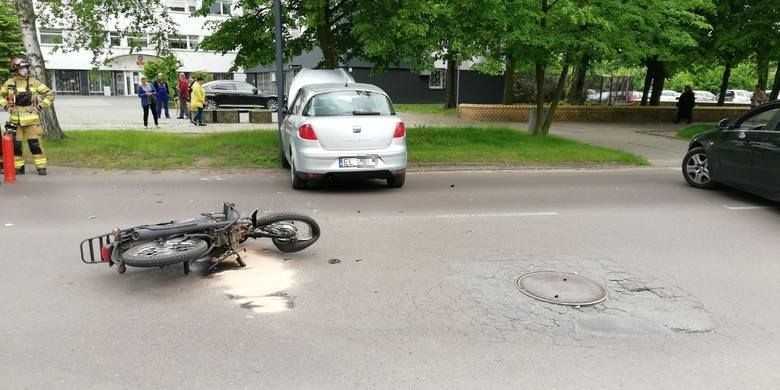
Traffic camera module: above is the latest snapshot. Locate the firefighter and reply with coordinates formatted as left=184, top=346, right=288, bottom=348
left=0, top=57, right=55, bottom=175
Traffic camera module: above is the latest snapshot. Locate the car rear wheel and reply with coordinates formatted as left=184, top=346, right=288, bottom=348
left=266, top=98, right=278, bottom=111
left=290, top=157, right=307, bottom=190
left=683, top=147, right=715, bottom=189
left=205, top=98, right=218, bottom=111
left=387, top=172, right=406, bottom=188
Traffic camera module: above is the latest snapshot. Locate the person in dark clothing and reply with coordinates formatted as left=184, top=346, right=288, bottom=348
left=154, top=73, right=171, bottom=119
left=137, top=76, right=159, bottom=128
left=676, top=85, right=695, bottom=124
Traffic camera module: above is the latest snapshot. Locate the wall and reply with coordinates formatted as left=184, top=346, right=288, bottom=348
left=458, top=104, right=753, bottom=123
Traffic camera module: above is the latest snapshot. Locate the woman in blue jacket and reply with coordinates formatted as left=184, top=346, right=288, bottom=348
left=137, top=76, right=159, bottom=128
left=153, top=73, right=171, bottom=119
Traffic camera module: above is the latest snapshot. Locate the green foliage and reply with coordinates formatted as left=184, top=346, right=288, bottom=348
left=667, top=63, right=758, bottom=92
left=0, top=0, right=24, bottom=80
left=142, top=55, right=181, bottom=85
left=189, top=71, right=213, bottom=83
left=37, top=1, right=179, bottom=65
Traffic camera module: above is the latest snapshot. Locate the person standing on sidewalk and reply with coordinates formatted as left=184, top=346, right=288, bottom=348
left=137, top=76, right=159, bottom=128
left=154, top=73, right=171, bottom=119
left=190, top=77, right=206, bottom=126
left=176, top=73, right=189, bottom=119
left=0, top=57, right=55, bottom=176
left=675, top=86, right=695, bottom=124
left=751, top=85, right=767, bottom=108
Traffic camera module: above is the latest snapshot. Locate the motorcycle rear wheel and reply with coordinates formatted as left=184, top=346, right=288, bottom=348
left=256, top=213, right=320, bottom=253
left=120, top=237, right=210, bottom=267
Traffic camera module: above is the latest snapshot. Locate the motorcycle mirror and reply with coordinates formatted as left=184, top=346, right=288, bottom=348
left=251, top=209, right=258, bottom=227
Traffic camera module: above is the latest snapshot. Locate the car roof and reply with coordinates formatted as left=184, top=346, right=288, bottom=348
left=302, top=83, right=387, bottom=95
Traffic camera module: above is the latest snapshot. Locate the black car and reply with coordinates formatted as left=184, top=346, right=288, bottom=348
left=202, top=80, right=278, bottom=111
left=683, top=101, right=780, bottom=201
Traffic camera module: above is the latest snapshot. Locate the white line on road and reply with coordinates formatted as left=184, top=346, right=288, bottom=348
left=433, top=212, right=559, bottom=218
left=724, top=205, right=768, bottom=210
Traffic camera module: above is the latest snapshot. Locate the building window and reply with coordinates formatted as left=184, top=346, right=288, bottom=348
left=55, top=70, right=81, bottom=95
left=188, top=35, right=199, bottom=50
left=209, top=0, right=232, bottom=15
left=428, top=69, right=445, bottom=90
left=169, top=34, right=188, bottom=49
left=40, top=28, right=63, bottom=45
left=107, top=32, right=121, bottom=47
left=211, top=73, right=233, bottom=81
left=127, top=34, right=148, bottom=49
left=166, top=0, right=186, bottom=12
left=88, top=70, right=112, bottom=95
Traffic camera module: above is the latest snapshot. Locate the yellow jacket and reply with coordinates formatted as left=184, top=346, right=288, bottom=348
left=190, top=81, right=205, bottom=109
left=1, top=75, right=55, bottom=126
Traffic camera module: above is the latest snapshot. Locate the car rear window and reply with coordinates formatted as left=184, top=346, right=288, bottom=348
left=304, top=90, right=395, bottom=117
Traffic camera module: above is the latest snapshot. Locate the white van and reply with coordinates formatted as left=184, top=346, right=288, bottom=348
left=286, top=68, right=355, bottom=110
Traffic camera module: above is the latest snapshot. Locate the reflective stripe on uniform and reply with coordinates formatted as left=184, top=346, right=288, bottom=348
left=9, top=111, right=40, bottom=126
left=33, top=154, right=47, bottom=168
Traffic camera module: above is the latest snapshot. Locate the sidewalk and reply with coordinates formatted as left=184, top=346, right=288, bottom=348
left=2, top=96, right=694, bottom=168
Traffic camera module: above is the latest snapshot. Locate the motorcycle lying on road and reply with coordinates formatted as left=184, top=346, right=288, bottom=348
left=80, top=203, right=320, bottom=275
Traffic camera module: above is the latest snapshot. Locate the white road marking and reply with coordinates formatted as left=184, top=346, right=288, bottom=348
left=724, top=205, right=768, bottom=210
left=433, top=212, right=559, bottom=218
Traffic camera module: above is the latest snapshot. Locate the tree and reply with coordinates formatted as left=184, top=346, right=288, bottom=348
left=11, top=0, right=179, bottom=139
left=143, top=55, right=182, bottom=87
left=0, top=0, right=24, bottom=80
left=13, top=0, right=63, bottom=139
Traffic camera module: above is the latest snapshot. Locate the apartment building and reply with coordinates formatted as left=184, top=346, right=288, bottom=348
left=37, top=0, right=242, bottom=96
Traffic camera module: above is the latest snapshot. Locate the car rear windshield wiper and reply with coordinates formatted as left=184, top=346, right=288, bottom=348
left=352, top=111, right=381, bottom=116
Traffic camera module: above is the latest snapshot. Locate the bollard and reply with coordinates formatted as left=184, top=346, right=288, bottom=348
left=2, top=129, right=16, bottom=184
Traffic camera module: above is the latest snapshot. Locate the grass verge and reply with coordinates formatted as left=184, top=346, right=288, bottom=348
left=677, top=123, right=714, bottom=139
left=394, top=104, right=457, bottom=116
left=41, top=127, right=647, bottom=170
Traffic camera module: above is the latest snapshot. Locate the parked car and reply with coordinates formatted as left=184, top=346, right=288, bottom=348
left=682, top=100, right=780, bottom=201
left=280, top=70, right=406, bottom=189
left=660, top=90, right=680, bottom=102
left=693, top=90, right=717, bottom=102
left=202, top=80, right=278, bottom=111
left=724, top=89, right=752, bottom=104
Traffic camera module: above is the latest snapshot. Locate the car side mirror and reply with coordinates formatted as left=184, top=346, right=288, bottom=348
left=252, top=88, right=258, bottom=95
left=717, top=118, right=731, bottom=129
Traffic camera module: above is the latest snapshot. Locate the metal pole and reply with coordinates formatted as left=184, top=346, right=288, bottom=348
left=456, top=60, right=460, bottom=106
left=273, top=0, right=285, bottom=131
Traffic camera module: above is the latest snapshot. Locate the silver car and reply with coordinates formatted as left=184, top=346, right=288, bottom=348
left=280, top=83, right=407, bottom=189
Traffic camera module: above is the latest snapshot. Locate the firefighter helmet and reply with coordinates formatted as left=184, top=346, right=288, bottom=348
left=10, top=58, right=30, bottom=71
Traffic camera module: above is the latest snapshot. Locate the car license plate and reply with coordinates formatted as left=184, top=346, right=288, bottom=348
left=339, top=156, right=378, bottom=168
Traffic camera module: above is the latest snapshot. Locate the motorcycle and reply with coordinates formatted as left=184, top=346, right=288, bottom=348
left=80, top=202, right=320, bottom=275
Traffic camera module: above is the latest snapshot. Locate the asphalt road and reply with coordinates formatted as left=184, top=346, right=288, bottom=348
left=2, top=167, right=779, bottom=389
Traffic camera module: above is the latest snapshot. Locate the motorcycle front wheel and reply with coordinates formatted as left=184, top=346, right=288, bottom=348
left=120, top=237, right=210, bottom=267
left=255, top=213, right=321, bottom=253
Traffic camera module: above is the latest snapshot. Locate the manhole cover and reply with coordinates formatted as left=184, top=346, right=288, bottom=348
left=515, top=271, right=607, bottom=306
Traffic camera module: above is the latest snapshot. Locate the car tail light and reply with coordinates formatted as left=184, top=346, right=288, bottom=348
left=393, top=122, right=406, bottom=138
left=298, top=124, right=317, bottom=140
left=100, top=244, right=112, bottom=262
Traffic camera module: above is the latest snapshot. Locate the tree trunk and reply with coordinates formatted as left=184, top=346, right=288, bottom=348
left=756, top=50, right=769, bottom=89
left=566, top=54, right=588, bottom=105
left=532, top=61, right=545, bottom=136
left=541, top=61, right=570, bottom=136
left=502, top=54, right=515, bottom=105
left=14, top=0, right=63, bottom=140
left=649, top=61, right=665, bottom=106
left=717, top=62, right=732, bottom=106
left=444, top=58, right=457, bottom=109
left=771, top=61, right=780, bottom=101
left=641, top=60, right=654, bottom=106
left=315, top=3, right=337, bottom=68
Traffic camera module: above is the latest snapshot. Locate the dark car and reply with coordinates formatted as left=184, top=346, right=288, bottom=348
left=202, top=80, right=278, bottom=111
left=682, top=100, right=780, bottom=201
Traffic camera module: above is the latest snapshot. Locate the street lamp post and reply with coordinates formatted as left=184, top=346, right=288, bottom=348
left=273, top=0, right=285, bottom=131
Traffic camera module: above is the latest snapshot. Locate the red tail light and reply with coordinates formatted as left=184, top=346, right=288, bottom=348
left=393, top=122, right=406, bottom=138
left=100, top=244, right=112, bottom=262
left=298, top=124, right=318, bottom=140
